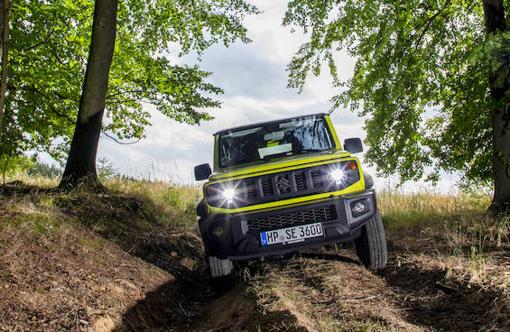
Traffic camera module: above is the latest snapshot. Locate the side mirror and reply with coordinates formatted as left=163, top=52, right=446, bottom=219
left=344, top=138, right=363, bottom=154
left=194, top=163, right=212, bottom=181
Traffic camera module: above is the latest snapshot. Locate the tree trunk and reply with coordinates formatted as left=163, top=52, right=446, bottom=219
left=482, top=0, right=510, bottom=214
left=60, top=0, right=118, bottom=189
left=0, top=0, right=10, bottom=144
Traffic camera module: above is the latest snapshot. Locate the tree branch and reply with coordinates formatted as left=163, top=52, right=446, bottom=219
left=106, top=89, right=145, bottom=99
left=45, top=44, right=67, bottom=65
left=101, top=131, right=141, bottom=145
left=413, top=0, right=451, bottom=51
left=23, top=29, right=55, bottom=52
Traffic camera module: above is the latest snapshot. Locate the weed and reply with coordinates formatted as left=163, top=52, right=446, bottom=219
left=77, top=237, right=105, bottom=251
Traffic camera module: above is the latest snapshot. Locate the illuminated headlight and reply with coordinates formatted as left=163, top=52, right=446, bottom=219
left=205, top=183, right=240, bottom=207
left=327, top=161, right=359, bottom=189
left=329, top=168, right=346, bottom=184
left=221, top=187, right=237, bottom=203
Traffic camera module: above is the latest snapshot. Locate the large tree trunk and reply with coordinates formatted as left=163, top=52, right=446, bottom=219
left=0, top=0, right=10, bottom=144
left=60, top=0, right=118, bottom=189
left=483, top=0, right=510, bottom=213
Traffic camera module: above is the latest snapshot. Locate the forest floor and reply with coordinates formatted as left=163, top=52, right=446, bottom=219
left=0, top=178, right=509, bottom=331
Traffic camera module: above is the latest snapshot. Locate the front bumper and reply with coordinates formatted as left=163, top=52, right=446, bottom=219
left=199, top=190, right=377, bottom=260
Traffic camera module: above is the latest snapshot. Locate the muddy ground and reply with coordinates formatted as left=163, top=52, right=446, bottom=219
left=0, top=186, right=509, bottom=332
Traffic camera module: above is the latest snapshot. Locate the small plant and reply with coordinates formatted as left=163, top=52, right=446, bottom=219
left=0, top=154, right=35, bottom=184
left=468, top=244, right=489, bottom=281
left=97, top=158, right=118, bottom=180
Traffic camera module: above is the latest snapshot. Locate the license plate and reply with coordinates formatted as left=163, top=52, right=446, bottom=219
left=260, top=223, right=324, bottom=246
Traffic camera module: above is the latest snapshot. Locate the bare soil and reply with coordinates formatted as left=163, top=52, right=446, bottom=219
left=0, top=184, right=509, bottom=331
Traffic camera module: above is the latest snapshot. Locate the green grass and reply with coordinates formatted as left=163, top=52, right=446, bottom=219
left=106, top=177, right=201, bottom=231
left=378, top=190, right=491, bottom=230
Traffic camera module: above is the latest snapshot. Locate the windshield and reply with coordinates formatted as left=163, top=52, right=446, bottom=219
left=218, top=115, right=335, bottom=168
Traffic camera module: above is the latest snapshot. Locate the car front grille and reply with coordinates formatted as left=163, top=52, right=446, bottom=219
left=247, top=205, right=337, bottom=232
left=206, top=161, right=361, bottom=208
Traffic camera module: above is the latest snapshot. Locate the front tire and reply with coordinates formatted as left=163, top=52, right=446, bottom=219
left=354, top=211, right=388, bottom=270
left=208, top=256, right=235, bottom=292
left=208, top=256, right=233, bottom=278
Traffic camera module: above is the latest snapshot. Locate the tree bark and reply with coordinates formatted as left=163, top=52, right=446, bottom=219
left=483, top=0, right=510, bottom=213
left=0, top=0, right=10, bottom=144
left=60, top=0, right=118, bottom=189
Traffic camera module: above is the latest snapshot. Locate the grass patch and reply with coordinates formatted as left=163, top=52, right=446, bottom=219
left=378, top=191, right=491, bottom=230
left=105, top=177, right=200, bottom=231
left=2, top=209, right=62, bottom=236
left=378, top=190, right=509, bottom=286
left=77, top=237, right=106, bottom=250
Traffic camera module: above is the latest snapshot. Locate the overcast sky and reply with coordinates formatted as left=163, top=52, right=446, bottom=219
left=96, top=0, right=458, bottom=192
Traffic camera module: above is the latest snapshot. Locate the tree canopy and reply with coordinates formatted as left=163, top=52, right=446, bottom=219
left=3, top=0, right=257, bottom=163
left=284, top=0, right=502, bottom=186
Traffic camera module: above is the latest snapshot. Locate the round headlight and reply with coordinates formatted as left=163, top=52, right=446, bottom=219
left=222, top=187, right=236, bottom=203
left=353, top=202, right=366, bottom=214
left=329, top=168, right=346, bottom=184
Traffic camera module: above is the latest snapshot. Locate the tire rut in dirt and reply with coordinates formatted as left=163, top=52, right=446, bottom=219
left=382, top=261, right=510, bottom=331
left=112, top=234, right=219, bottom=331
left=241, top=251, right=509, bottom=331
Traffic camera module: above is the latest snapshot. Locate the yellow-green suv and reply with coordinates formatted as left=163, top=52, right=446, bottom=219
left=194, top=113, right=387, bottom=278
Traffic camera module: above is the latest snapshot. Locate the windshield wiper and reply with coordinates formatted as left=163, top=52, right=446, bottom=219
left=298, top=149, right=324, bottom=153
left=262, top=152, right=290, bottom=160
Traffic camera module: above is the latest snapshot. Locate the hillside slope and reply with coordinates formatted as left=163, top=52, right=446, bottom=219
left=0, top=182, right=212, bottom=331
left=0, top=181, right=509, bottom=331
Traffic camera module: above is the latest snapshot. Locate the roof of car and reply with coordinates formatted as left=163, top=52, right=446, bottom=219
left=213, top=112, right=328, bottom=135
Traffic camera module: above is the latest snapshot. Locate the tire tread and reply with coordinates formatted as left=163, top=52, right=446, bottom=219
left=355, top=211, right=388, bottom=270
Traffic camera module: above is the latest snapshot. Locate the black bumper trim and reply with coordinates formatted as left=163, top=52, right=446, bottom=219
left=199, top=190, right=377, bottom=260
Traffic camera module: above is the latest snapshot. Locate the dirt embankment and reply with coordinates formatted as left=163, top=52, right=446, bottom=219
left=0, top=185, right=214, bottom=331
left=1, top=184, right=509, bottom=332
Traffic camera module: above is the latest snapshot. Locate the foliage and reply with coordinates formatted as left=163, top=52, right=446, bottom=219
left=27, top=160, right=62, bottom=179
left=97, top=158, right=117, bottom=180
left=3, top=0, right=258, bottom=160
left=0, top=154, right=34, bottom=181
left=283, top=0, right=503, bottom=184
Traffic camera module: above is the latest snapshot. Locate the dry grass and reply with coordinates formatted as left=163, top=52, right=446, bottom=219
left=378, top=190, right=491, bottom=229
left=3, top=174, right=202, bottom=231
left=378, top=190, right=510, bottom=293
left=106, top=177, right=201, bottom=231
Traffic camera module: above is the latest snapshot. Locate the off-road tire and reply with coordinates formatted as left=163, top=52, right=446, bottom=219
left=208, top=256, right=235, bottom=292
left=354, top=211, right=388, bottom=270
left=208, top=256, right=233, bottom=278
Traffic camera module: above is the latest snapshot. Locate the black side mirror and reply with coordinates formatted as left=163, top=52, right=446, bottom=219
left=194, top=163, right=212, bottom=181
left=344, top=138, right=363, bottom=154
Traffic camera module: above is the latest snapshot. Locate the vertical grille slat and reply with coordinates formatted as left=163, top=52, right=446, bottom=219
left=310, top=169, right=323, bottom=188
left=261, top=177, right=274, bottom=196
left=243, top=178, right=257, bottom=199
left=294, top=171, right=307, bottom=191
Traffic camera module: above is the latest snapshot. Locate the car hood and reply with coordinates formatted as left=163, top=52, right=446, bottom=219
left=209, top=150, right=352, bottom=181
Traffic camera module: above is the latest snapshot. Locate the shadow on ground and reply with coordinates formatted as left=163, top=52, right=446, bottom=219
left=50, top=190, right=218, bottom=331
left=382, top=261, right=510, bottom=331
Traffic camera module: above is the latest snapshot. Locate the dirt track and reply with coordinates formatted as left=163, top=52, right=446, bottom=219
left=193, top=250, right=509, bottom=332
left=114, top=243, right=509, bottom=332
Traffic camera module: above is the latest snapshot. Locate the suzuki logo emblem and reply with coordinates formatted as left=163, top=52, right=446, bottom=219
left=276, top=176, right=291, bottom=192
